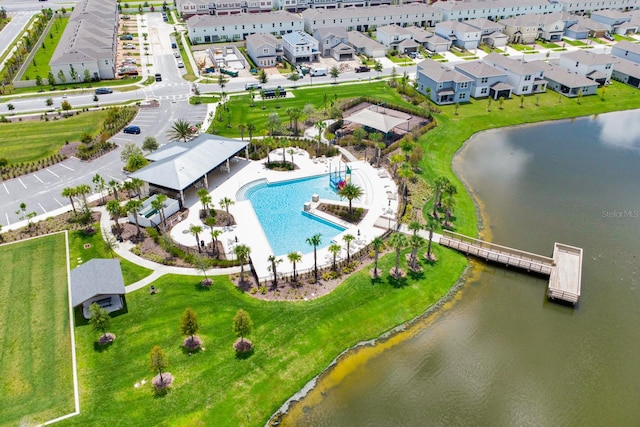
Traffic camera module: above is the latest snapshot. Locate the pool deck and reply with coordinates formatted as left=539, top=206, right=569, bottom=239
left=170, top=148, right=398, bottom=282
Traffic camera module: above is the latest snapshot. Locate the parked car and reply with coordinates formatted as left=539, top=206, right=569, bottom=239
left=177, top=61, right=184, bottom=68
left=123, top=125, right=141, bottom=134
left=310, top=68, right=327, bottom=77
left=604, top=32, right=615, bottom=41
left=155, top=73, right=162, bottom=82
left=123, top=43, right=136, bottom=49
left=355, top=65, right=370, bottom=73
left=121, top=15, right=131, bottom=20
left=118, top=69, right=138, bottom=76
left=122, top=58, right=136, bottom=64
left=95, top=88, right=113, bottom=95
left=245, top=83, right=262, bottom=90
left=174, top=51, right=180, bottom=58
left=119, top=34, right=133, bottom=40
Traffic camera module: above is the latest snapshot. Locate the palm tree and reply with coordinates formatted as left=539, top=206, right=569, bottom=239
left=388, top=232, right=408, bottom=278
left=408, top=220, right=422, bottom=236
left=287, top=251, right=302, bottom=282
left=125, top=199, right=143, bottom=236
left=290, top=107, right=302, bottom=135
left=432, top=176, right=450, bottom=218
left=151, top=194, right=167, bottom=230
left=167, top=119, right=195, bottom=142
left=408, top=234, right=424, bottom=271
left=287, top=148, right=296, bottom=168
left=267, top=255, right=283, bottom=287
left=234, top=244, right=251, bottom=283
left=108, top=179, right=121, bottom=201
left=342, top=233, right=355, bottom=264
left=338, top=183, right=363, bottom=216
left=306, top=233, right=322, bottom=281
left=130, top=177, right=144, bottom=200
left=371, top=236, right=384, bottom=278
left=247, top=122, right=256, bottom=142
left=203, top=215, right=217, bottom=253
left=197, top=188, right=211, bottom=213
left=425, top=215, right=438, bottom=262
left=238, top=123, right=247, bottom=140
left=106, top=199, right=122, bottom=233
left=442, top=196, right=456, bottom=228
left=75, top=184, right=92, bottom=213
left=328, top=243, right=341, bottom=271
left=61, top=186, right=78, bottom=214
left=189, top=224, right=203, bottom=252
left=219, top=197, right=234, bottom=225
left=92, top=173, right=106, bottom=204
left=314, top=121, right=327, bottom=157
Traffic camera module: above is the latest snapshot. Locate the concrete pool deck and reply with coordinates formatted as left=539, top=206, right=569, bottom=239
left=170, top=148, right=398, bottom=282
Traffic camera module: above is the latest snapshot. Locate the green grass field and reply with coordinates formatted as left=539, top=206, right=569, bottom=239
left=0, top=233, right=75, bottom=425
left=0, top=110, right=110, bottom=163
left=71, top=244, right=466, bottom=425
left=22, top=17, right=70, bottom=82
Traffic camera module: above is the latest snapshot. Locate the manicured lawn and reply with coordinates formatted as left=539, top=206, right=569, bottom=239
left=22, top=17, right=69, bottom=82
left=67, top=225, right=152, bottom=285
left=0, top=110, right=110, bottom=163
left=71, top=244, right=467, bottom=425
left=562, top=38, right=587, bottom=46
left=0, top=233, right=75, bottom=425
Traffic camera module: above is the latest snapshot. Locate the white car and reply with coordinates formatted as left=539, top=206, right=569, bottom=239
left=174, top=51, right=180, bottom=58
left=123, top=43, right=136, bottom=49
left=177, top=61, right=184, bottom=68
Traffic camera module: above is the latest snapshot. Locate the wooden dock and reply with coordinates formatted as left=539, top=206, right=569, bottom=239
left=439, top=231, right=583, bottom=305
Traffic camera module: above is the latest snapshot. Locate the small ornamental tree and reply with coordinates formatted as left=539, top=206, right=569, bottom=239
left=89, top=303, right=114, bottom=344
left=233, top=309, right=253, bottom=353
left=180, top=307, right=201, bottom=349
left=149, top=345, right=173, bottom=389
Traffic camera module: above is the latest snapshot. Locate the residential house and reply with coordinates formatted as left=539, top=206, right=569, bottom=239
left=49, top=0, right=118, bottom=82
left=611, top=40, right=640, bottom=64
left=482, top=52, right=547, bottom=95
left=282, top=30, right=320, bottom=64
left=376, top=24, right=418, bottom=53
left=465, top=18, right=508, bottom=48
left=176, top=0, right=210, bottom=17
left=611, top=56, right=640, bottom=88
left=435, top=20, right=481, bottom=50
left=313, top=27, right=355, bottom=60
left=347, top=30, right=387, bottom=57
left=591, top=9, right=638, bottom=34
left=416, top=59, right=472, bottom=105
left=302, top=4, right=442, bottom=34
left=176, top=0, right=275, bottom=16
left=533, top=60, right=599, bottom=97
left=187, top=11, right=304, bottom=43
left=559, top=50, right=613, bottom=85
left=404, top=26, right=451, bottom=53
left=555, top=0, right=640, bottom=14
left=499, top=14, right=539, bottom=44
left=433, top=0, right=563, bottom=22
left=246, top=33, right=283, bottom=67
left=70, top=259, right=126, bottom=319
left=575, top=16, right=612, bottom=37
left=454, top=60, right=513, bottom=99
left=537, top=12, right=566, bottom=42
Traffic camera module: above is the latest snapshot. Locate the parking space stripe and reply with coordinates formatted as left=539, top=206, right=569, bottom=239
left=47, top=169, right=59, bottom=178
left=38, top=202, right=46, bottom=214
left=59, top=164, right=74, bottom=171
left=3, top=183, right=8, bottom=194
left=33, top=174, right=44, bottom=183
left=53, top=197, right=64, bottom=207
left=5, top=213, right=9, bottom=225
left=18, top=178, right=27, bottom=189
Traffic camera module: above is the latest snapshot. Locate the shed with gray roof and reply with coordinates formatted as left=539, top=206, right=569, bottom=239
left=70, top=259, right=125, bottom=318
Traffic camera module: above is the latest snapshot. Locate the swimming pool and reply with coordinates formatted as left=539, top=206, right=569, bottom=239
left=238, top=175, right=345, bottom=256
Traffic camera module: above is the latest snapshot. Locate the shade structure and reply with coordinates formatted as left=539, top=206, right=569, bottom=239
left=345, top=108, right=409, bottom=133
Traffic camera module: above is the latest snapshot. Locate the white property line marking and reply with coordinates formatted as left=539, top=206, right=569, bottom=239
left=38, top=202, right=46, bottom=214
left=33, top=174, right=44, bottom=183
left=43, top=231, right=81, bottom=425
left=58, top=163, right=74, bottom=171
left=18, top=178, right=27, bottom=189
left=53, top=197, right=64, bottom=207
left=47, top=168, right=59, bottom=178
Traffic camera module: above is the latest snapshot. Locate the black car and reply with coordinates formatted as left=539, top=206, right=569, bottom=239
left=155, top=73, right=162, bottom=82
left=123, top=125, right=141, bottom=134
left=95, top=88, right=113, bottom=95
left=355, top=65, right=370, bottom=73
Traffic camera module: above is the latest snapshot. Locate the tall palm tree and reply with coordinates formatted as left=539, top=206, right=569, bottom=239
left=247, top=122, right=256, bottom=143
left=374, top=139, right=385, bottom=167
left=442, top=196, right=456, bottom=228
left=287, top=251, right=302, bottom=282
left=408, top=220, right=423, bottom=236
left=425, top=215, right=438, bottom=262
left=306, top=233, right=322, bottom=281
left=409, top=234, right=424, bottom=271
left=219, top=197, right=234, bottom=225
left=314, top=121, right=327, bottom=157
left=203, top=215, right=217, bottom=254
left=125, top=199, right=143, bottom=236
left=197, top=188, right=211, bottom=213
left=130, top=177, right=144, bottom=200
left=328, top=243, right=341, bottom=271
left=432, top=176, right=450, bottom=218
left=343, top=233, right=355, bottom=264
left=287, top=148, right=296, bottom=168
left=388, top=232, right=408, bottom=278
left=238, top=123, right=247, bottom=141
left=107, top=179, right=121, bottom=201
left=167, top=119, right=195, bottom=142
left=234, top=244, right=251, bottom=283
left=106, top=199, right=122, bottom=233
left=397, top=163, right=414, bottom=202
left=371, top=236, right=384, bottom=278
left=61, top=186, right=77, bottom=214
left=290, top=107, right=302, bottom=135
left=92, top=173, right=106, bottom=204
left=189, top=224, right=203, bottom=253
left=75, top=184, right=92, bottom=213
left=338, top=183, right=363, bottom=216
left=267, top=255, right=283, bottom=287
left=151, top=194, right=167, bottom=230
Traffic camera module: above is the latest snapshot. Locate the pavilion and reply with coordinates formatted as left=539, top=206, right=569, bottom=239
left=344, top=106, right=411, bottom=137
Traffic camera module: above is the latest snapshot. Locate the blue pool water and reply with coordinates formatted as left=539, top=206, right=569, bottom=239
left=238, top=175, right=345, bottom=256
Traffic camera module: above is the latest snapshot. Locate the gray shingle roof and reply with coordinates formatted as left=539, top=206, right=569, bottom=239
left=612, top=40, right=640, bottom=55
left=455, top=61, right=507, bottom=79
left=612, top=56, right=640, bottom=78
left=561, top=50, right=613, bottom=66
left=131, top=134, right=249, bottom=191
left=187, top=10, right=301, bottom=27
left=418, top=59, right=473, bottom=83
left=70, top=259, right=125, bottom=307
left=483, top=52, right=545, bottom=75
left=377, top=24, right=412, bottom=37
left=302, top=3, right=439, bottom=21
left=533, top=60, right=599, bottom=88
left=347, top=31, right=386, bottom=51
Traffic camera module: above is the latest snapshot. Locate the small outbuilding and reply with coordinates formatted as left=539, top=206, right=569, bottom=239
left=70, top=259, right=126, bottom=319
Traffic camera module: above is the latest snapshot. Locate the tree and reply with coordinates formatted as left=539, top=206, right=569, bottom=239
left=343, top=233, right=355, bottom=264
left=57, top=69, right=66, bottom=84
left=142, top=136, right=159, bottom=152
left=92, top=173, right=106, bottom=204
left=219, top=197, right=234, bottom=224
left=75, top=184, right=92, bottom=213
left=306, top=233, right=322, bottom=281
left=204, top=216, right=219, bottom=256
left=371, top=236, right=384, bottom=278
left=258, top=69, right=268, bottom=85
left=166, top=119, right=195, bottom=142
left=425, top=215, right=437, bottom=262
left=329, top=65, right=340, bottom=84
left=303, top=103, right=316, bottom=123
left=247, top=122, right=256, bottom=142
left=120, top=142, right=144, bottom=163
left=197, top=188, right=211, bottom=212
left=287, top=251, right=302, bottom=282
left=125, top=199, right=143, bottom=236
left=149, top=345, right=169, bottom=383
left=338, top=183, right=363, bottom=216
left=61, top=100, right=72, bottom=111
left=314, top=121, right=327, bottom=156
left=373, top=60, right=383, bottom=78
left=180, top=307, right=199, bottom=341
left=61, top=186, right=78, bottom=214
left=328, top=243, right=341, bottom=271
left=233, top=309, right=253, bottom=346
left=151, top=193, right=167, bottom=230
left=83, top=68, right=91, bottom=83
left=353, top=126, right=367, bottom=147
left=238, top=123, right=247, bottom=140
left=289, top=72, right=300, bottom=87
left=217, top=73, right=228, bottom=92
left=432, top=176, right=450, bottom=218
left=267, top=113, right=281, bottom=137
left=45, top=97, right=53, bottom=107
left=35, top=75, right=43, bottom=90
left=189, top=224, right=203, bottom=252
left=89, top=303, right=111, bottom=341
left=267, top=255, right=283, bottom=287
left=47, top=71, right=55, bottom=86
left=106, top=199, right=123, bottom=233
left=388, top=232, right=408, bottom=278
left=408, top=233, right=424, bottom=271
left=234, top=244, right=251, bottom=283
left=108, top=179, right=121, bottom=201
left=397, top=163, right=414, bottom=202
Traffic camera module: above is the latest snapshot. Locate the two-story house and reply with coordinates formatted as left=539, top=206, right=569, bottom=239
left=313, top=27, right=355, bottom=60
left=282, top=30, right=320, bottom=64
left=435, top=20, right=481, bottom=50
left=416, top=59, right=472, bottom=105
left=465, top=18, right=508, bottom=48
left=454, top=61, right=512, bottom=100
left=534, top=60, right=599, bottom=97
left=611, top=56, right=640, bottom=88
left=591, top=9, right=638, bottom=35
left=376, top=24, right=419, bottom=54
left=246, top=33, right=283, bottom=67
left=404, top=26, right=451, bottom=53
left=537, top=12, right=566, bottom=42
left=611, top=40, right=640, bottom=64
left=559, top=50, right=613, bottom=85
left=482, top=52, right=547, bottom=95
left=498, top=15, right=539, bottom=44
left=187, top=11, right=304, bottom=43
